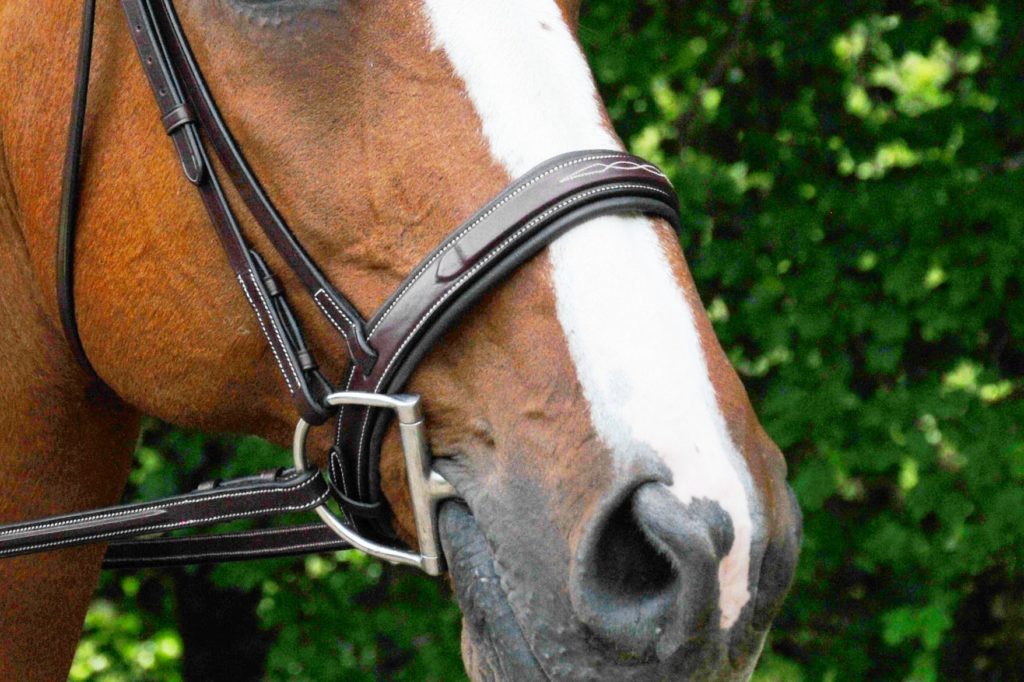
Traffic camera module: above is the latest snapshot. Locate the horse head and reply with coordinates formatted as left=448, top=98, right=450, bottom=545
left=1, top=0, right=801, bottom=679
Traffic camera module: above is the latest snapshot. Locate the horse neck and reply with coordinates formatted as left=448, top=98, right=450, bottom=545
left=0, top=162, right=142, bottom=682
left=0, top=4, right=142, bottom=678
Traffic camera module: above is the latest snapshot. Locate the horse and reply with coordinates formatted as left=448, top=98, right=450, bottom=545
left=0, top=0, right=802, bottom=679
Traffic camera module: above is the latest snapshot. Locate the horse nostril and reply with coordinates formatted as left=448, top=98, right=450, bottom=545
left=590, top=493, right=676, bottom=604
left=569, top=482, right=731, bottom=663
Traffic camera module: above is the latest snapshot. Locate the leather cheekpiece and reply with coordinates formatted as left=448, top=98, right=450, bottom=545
left=34, top=0, right=684, bottom=569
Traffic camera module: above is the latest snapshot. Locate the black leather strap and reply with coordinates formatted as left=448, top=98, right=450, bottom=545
left=122, top=0, right=204, bottom=184
left=55, top=0, right=98, bottom=373
left=0, top=469, right=330, bottom=560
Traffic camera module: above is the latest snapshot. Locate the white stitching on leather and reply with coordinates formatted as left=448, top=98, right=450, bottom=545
left=238, top=271, right=299, bottom=393
left=248, top=270, right=303, bottom=389
left=369, top=153, right=630, bottom=335
left=329, top=448, right=351, bottom=495
left=560, top=160, right=667, bottom=183
left=0, top=474, right=322, bottom=537
left=0, top=489, right=331, bottom=557
left=355, top=182, right=672, bottom=465
left=334, top=362, right=357, bottom=450
left=314, top=289, right=357, bottom=327
left=313, top=289, right=352, bottom=341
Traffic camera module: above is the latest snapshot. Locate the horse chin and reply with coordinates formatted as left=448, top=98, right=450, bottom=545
left=439, top=501, right=550, bottom=682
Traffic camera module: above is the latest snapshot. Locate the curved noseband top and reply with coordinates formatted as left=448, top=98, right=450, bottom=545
left=19, top=0, right=682, bottom=572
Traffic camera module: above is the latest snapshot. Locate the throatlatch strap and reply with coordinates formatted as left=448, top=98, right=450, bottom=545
left=55, top=0, right=98, bottom=373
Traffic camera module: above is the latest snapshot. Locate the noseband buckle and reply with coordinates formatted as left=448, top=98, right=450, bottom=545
left=292, top=392, right=456, bottom=576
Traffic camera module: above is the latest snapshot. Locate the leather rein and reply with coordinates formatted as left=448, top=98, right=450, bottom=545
left=0, top=0, right=680, bottom=574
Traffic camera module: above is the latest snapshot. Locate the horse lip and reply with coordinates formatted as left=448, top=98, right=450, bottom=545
left=438, top=500, right=551, bottom=681
left=430, top=460, right=770, bottom=680
left=432, top=458, right=679, bottom=680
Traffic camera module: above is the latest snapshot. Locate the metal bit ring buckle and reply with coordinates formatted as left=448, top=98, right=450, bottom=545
left=292, top=391, right=456, bottom=576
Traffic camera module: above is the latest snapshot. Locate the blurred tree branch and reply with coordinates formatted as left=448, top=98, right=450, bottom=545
left=676, top=0, right=758, bottom=142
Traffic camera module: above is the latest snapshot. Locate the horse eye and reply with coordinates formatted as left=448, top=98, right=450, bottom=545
left=227, top=0, right=338, bottom=14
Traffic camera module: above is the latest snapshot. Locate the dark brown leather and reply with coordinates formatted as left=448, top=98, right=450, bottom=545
left=103, top=524, right=351, bottom=568
left=33, top=0, right=683, bottom=568
left=122, top=0, right=332, bottom=424
left=150, top=0, right=377, bottom=373
left=160, top=103, right=194, bottom=134
left=0, top=469, right=331, bottom=560
left=332, top=152, right=679, bottom=531
left=122, top=0, right=204, bottom=184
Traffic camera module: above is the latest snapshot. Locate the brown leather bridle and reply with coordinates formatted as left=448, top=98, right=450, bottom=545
left=0, top=0, right=680, bottom=573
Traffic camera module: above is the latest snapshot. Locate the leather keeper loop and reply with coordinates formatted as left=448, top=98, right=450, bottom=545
left=162, top=102, right=195, bottom=134
left=296, top=349, right=317, bottom=372
left=335, top=491, right=388, bottom=521
left=262, top=273, right=282, bottom=298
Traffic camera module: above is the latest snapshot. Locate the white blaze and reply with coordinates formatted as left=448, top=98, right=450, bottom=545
left=421, top=0, right=756, bottom=629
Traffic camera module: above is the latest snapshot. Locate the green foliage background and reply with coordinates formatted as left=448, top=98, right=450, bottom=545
left=75, top=1, right=1023, bottom=679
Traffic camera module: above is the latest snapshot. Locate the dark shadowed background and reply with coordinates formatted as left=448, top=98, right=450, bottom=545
left=72, top=1, right=1024, bottom=679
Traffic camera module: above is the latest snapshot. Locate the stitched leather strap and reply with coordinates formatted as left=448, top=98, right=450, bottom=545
left=103, top=523, right=351, bottom=568
left=331, top=151, right=680, bottom=537
left=39, top=0, right=686, bottom=569
left=147, top=0, right=377, bottom=373
left=121, top=0, right=333, bottom=424
left=0, top=469, right=330, bottom=560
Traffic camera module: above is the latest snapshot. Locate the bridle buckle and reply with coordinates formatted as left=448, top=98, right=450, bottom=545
left=292, top=392, right=456, bottom=575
